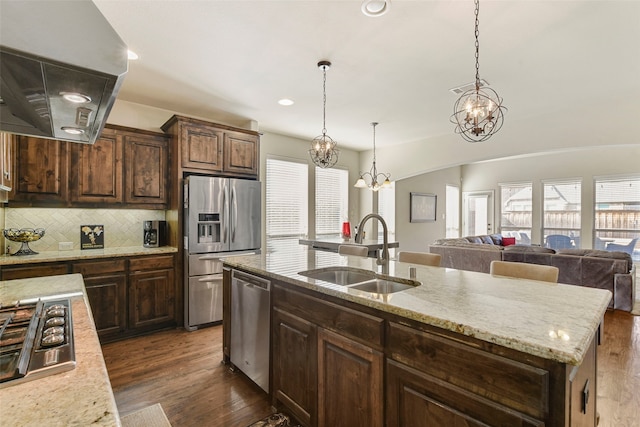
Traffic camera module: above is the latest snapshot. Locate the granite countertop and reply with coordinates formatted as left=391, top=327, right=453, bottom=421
left=0, top=246, right=178, bottom=266
left=223, top=248, right=612, bottom=366
left=0, top=274, right=120, bottom=427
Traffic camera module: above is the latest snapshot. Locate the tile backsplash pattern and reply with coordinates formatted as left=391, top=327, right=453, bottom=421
left=4, top=208, right=165, bottom=252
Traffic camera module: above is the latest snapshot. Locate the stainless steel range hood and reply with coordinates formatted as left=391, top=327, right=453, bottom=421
left=0, top=0, right=128, bottom=144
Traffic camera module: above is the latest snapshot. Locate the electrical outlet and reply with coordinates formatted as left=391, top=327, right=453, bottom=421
left=58, top=242, right=73, bottom=251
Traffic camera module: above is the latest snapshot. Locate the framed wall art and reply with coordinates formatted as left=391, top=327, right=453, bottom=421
left=410, top=192, right=437, bottom=222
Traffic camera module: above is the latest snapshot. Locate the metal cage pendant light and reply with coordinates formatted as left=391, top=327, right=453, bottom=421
left=451, top=0, right=506, bottom=143
left=309, top=60, right=339, bottom=168
left=354, top=122, right=391, bottom=192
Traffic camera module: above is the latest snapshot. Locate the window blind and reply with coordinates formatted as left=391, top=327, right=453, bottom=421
left=266, top=158, right=308, bottom=238
left=377, top=182, right=395, bottom=238
left=315, top=167, right=348, bottom=237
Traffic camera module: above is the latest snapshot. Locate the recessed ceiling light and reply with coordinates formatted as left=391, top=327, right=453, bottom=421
left=278, top=98, right=294, bottom=106
left=61, top=126, right=85, bottom=135
left=128, top=50, right=139, bottom=60
left=361, top=0, right=390, bottom=17
left=60, top=92, right=91, bottom=103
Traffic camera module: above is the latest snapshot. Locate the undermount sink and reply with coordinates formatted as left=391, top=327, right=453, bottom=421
left=349, top=279, right=416, bottom=294
left=298, top=267, right=377, bottom=286
left=298, top=266, right=420, bottom=294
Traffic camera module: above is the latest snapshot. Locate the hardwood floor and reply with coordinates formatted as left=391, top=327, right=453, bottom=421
left=102, top=310, right=640, bottom=427
left=102, top=325, right=272, bottom=427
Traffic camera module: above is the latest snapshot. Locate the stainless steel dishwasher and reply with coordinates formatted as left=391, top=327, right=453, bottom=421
left=230, top=269, right=270, bottom=393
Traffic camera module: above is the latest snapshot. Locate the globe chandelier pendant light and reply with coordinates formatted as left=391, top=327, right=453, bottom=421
left=354, top=122, right=391, bottom=192
left=309, top=60, right=339, bottom=168
left=451, top=0, right=506, bottom=143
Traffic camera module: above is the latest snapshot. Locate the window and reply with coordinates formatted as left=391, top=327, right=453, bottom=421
left=315, top=167, right=349, bottom=238
left=377, top=182, right=396, bottom=241
left=445, top=185, right=460, bottom=238
left=266, top=158, right=308, bottom=267
left=499, top=183, right=532, bottom=244
left=594, top=176, right=640, bottom=259
left=542, top=180, right=581, bottom=249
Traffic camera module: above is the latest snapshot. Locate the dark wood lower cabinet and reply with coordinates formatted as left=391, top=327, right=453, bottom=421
left=2, top=253, right=177, bottom=342
left=272, top=307, right=317, bottom=427
left=317, top=328, right=383, bottom=427
left=226, top=270, right=600, bottom=427
left=84, top=273, right=127, bottom=339
left=128, top=255, right=176, bottom=332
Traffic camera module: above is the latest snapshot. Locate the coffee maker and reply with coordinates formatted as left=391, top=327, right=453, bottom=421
left=143, top=220, right=168, bottom=248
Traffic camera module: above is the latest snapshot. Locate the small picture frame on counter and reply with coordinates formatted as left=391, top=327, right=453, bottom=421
left=80, top=225, right=105, bottom=250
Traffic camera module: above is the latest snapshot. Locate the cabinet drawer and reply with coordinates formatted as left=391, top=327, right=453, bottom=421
left=273, top=284, right=384, bottom=348
left=388, top=321, right=549, bottom=419
left=129, top=255, right=174, bottom=271
left=72, top=259, right=126, bottom=276
left=1, top=263, right=69, bottom=280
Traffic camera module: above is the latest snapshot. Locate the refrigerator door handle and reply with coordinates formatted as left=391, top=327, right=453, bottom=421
left=222, top=184, right=229, bottom=244
left=231, top=185, right=237, bottom=243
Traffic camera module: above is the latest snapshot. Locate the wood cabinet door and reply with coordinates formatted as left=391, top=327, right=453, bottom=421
left=181, top=124, right=223, bottom=172
left=128, top=268, right=175, bottom=330
left=272, top=307, right=317, bottom=427
left=70, top=128, right=123, bottom=203
left=124, top=133, right=168, bottom=206
left=223, top=131, right=258, bottom=176
left=84, top=273, right=127, bottom=339
left=317, top=327, right=383, bottom=427
left=11, top=135, right=68, bottom=203
left=386, top=359, right=544, bottom=427
left=569, top=336, right=597, bottom=427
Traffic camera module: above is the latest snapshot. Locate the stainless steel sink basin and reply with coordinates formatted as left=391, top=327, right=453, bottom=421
left=298, top=267, right=377, bottom=286
left=349, top=279, right=416, bottom=294
left=298, top=266, right=420, bottom=294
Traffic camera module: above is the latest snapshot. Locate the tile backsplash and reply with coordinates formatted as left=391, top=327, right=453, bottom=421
left=4, top=208, right=165, bottom=252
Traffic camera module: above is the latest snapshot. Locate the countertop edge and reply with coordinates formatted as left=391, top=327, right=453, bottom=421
left=0, top=246, right=178, bottom=265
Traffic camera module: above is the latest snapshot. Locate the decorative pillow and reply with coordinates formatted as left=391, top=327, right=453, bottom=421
left=503, top=245, right=555, bottom=254
left=480, top=235, right=495, bottom=245
left=489, top=234, right=504, bottom=245
left=502, top=237, right=516, bottom=246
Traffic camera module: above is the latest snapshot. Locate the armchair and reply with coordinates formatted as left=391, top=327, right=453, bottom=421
left=606, top=238, right=638, bottom=256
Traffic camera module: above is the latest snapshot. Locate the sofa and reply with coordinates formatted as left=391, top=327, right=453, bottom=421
left=429, top=234, right=636, bottom=311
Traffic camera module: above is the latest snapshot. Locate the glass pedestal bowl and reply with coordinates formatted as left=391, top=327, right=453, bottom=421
left=3, top=228, right=46, bottom=255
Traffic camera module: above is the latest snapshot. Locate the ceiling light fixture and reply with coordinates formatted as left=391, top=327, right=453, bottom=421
left=354, top=122, right=391, bottom=191
left=309, top=60, right=339, bottom=168
left=127, top=50, right=138, bottom=60
left=451, top=0, right=506, bottom=143
left=278, top=98, right=294, bottom=106
left=361, top=0, right=390, bottom=17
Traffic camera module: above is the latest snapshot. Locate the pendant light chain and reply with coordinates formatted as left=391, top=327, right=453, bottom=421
left=309, top=60, right=339, bottom=168
left=474, top=0, right=481, bottom=91
left=322, top=67, right=327, bottom=135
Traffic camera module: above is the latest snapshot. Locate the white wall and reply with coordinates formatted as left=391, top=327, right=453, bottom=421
left=392, top=145, right=639, bottom=251
left=395, top=167, right=461, bottom=252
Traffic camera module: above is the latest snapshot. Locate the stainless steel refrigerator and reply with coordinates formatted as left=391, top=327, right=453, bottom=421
left=184, top=175, right=261, bottom=330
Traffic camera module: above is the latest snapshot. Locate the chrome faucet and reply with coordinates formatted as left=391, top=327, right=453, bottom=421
left=354, top=213, right=389, bottom=274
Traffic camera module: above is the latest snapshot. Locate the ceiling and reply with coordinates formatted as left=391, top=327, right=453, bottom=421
left=93, top=0, right=640, bottom=152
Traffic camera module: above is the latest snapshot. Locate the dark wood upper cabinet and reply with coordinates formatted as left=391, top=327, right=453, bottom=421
left=11, top=135, right=68, bottom=203
left=124, top=132, right=168, bottom=206
left=162, top=114, right=259, bottom=178
left=224, top=131, right=258, bottom=176
left=180, top=123, right=224, bottom=172
left=8, top=125, right=168, bottom=208
left=70, top=128, right=123, bottom=204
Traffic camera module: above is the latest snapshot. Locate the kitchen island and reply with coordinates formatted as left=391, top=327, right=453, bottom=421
left=0, top=274, right=120, bottom=426
left=223, top=248, right=611, bottom=427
